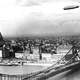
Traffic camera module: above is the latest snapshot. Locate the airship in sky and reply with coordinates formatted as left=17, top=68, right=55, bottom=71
left=63, top=5, right=79, bottom=10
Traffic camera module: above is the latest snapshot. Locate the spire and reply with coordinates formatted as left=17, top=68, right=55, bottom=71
left=0, top=32, right=3, bottom=41
left=0, top=32, right=4, bottom=47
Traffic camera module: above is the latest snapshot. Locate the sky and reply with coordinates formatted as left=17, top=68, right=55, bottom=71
left=0, top=0, right=80, bottom=37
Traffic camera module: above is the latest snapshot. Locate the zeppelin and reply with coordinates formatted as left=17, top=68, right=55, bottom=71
left=63, top=5, right=79, bottom=10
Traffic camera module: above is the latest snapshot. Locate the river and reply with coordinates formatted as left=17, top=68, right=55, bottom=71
left=0, top=65, right=46, bottom=75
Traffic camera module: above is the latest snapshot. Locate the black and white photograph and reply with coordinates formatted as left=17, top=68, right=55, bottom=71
left=0, top=0, right=80, bottom=80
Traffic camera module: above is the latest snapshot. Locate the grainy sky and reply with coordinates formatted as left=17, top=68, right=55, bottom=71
left=0, top=0, right=80, bottom=37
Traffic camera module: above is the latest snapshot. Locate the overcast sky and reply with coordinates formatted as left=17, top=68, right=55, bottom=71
left=0, top=0, right=80, bottom=37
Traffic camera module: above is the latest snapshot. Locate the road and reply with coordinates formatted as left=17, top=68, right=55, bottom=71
left=47, top=62, right=80, bottom=80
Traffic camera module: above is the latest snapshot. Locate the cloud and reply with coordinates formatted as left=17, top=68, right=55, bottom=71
left=0, top=0, right=16, bottom=7
left=16, top=0, right=80, bottom=6
left=16, top=0, right=54, bottom=6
